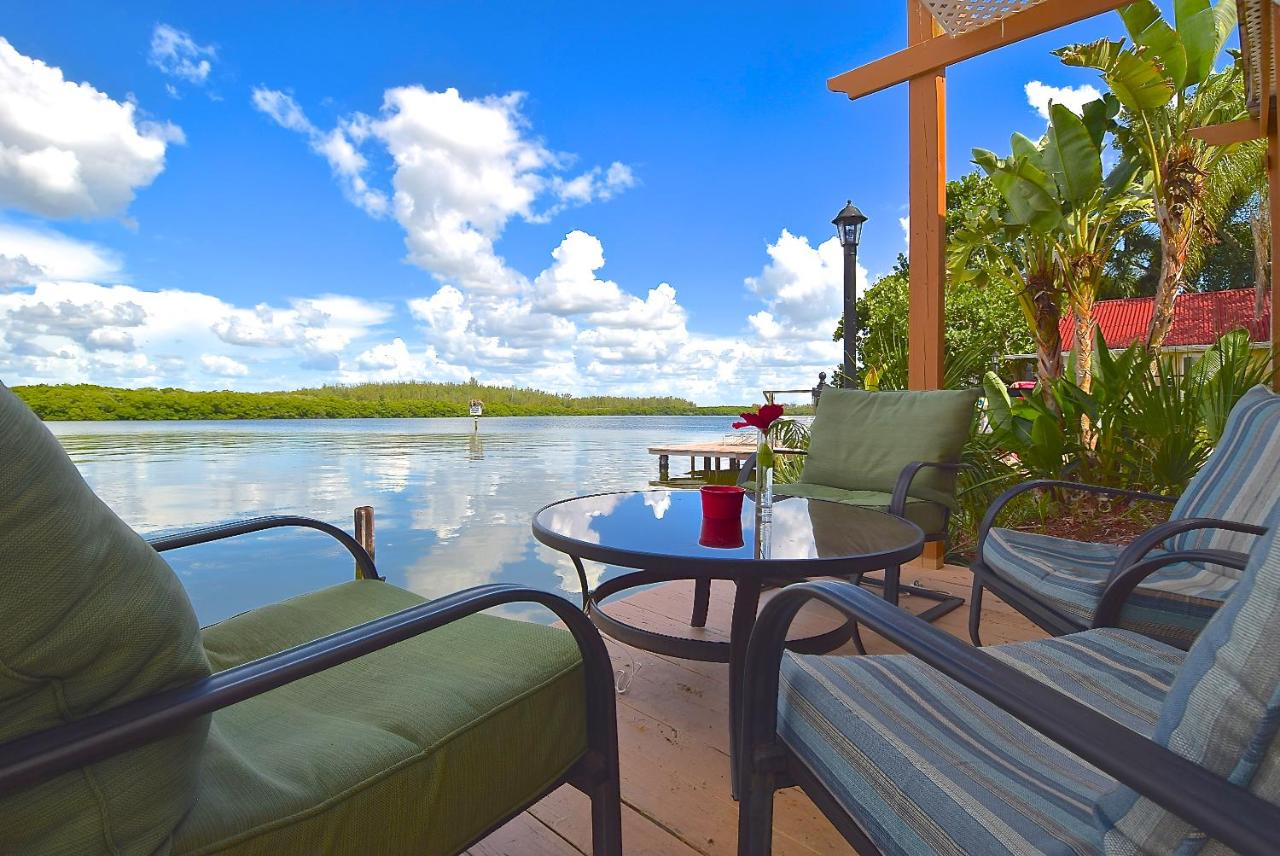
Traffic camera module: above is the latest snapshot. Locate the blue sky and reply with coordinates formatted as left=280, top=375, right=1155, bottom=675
left=0, top=2, right=1184, bottom=403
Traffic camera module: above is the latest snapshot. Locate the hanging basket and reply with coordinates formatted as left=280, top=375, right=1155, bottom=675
left=918, top=0, right=1050, bottom=36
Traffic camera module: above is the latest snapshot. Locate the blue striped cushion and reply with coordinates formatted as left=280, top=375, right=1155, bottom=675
left=779, top=629, right=1184, bottom=856
left=983, top=528, right=1235, bottom=649
left=1097, top=498, right=1280, bottom=852
left=1168, top=385, right=1280, bottom=567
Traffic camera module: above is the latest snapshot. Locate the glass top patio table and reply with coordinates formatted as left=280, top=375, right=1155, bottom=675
left=532, top=489, right=924, bottom=796
left=532, top=489, right=923, bottom=578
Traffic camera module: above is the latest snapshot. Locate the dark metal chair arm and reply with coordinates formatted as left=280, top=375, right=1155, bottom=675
left=0, top=584, right=615, bottom=798
left=976, top=480, right=1177, bottom=557
left=736, top=449, right=809, bottom=488
left=740, top=580, right=1280, bottom=856
left=146, top=515, right=380, bottom=580
left=1093, top=549, right=1251, bottom=630
left=889, top=461, right=971, bottom=517
left=1112, top=518, right=1267, bottom=579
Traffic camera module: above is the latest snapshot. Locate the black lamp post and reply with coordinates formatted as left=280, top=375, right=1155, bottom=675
left=833, top=200, right=867, bottom=387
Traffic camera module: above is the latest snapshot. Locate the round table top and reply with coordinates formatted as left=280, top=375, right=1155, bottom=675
left=532, top=489, right=923, bottom=578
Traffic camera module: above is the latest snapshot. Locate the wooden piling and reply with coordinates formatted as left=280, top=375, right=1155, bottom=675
left=354, top=505, right=375, bottom=578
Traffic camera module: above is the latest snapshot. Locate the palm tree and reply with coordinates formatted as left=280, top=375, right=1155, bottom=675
left=1056, top=0, right=1252, bottom=351
left=955, top=100, right=1148, bottom=392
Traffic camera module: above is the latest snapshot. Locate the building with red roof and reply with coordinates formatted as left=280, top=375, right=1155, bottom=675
left=1059, top=288, right=1271, bottom=352
left=1004, top=288, right=1271, bottom=381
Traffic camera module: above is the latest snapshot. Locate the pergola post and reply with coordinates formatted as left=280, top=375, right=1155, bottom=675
left=907, top=0, right=946, bottom=393
left=907, top=0, right=947, bottom=567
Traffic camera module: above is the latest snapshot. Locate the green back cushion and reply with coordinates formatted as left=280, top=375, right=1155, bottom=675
left=800, top=388, right=979, bottom=507
left=0, top=385, right=211, bottom=854
left=1095, top=498, right=1280, bottom=851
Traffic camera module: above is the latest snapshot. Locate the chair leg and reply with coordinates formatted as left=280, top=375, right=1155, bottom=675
left=736, top=762, right=777, bottom=855
left=691, top=577, right=711, bottom=628
left=589, top=759, right=623, bottom=856
left=969, top=577, right=985, bottom=647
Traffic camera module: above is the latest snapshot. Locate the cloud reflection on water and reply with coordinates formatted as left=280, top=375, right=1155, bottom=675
left=50, top=415, right=735, bottom=624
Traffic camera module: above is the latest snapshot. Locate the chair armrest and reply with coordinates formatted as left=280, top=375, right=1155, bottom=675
left=740, top=580, right=1280, bottom=856
left=0, top=584, right=615, bottom=798
left=146, top=515, right=380, bottom=580
left=1112, top=518, right=1267, bottom=578
left=1093, top=548, right=1251, bottom=629
left=889, top=461, right=970, bottom=517
left=736, top=449, right=809, bottom=488
left=976, top=480, right=1176, bottom=558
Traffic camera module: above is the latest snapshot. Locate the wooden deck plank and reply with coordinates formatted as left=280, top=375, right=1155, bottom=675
left=474, top=564, right=1044, bottom=854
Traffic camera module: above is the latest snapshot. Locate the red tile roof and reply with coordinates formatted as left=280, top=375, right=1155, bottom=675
left=1060, top=288, right=1272, bottom=350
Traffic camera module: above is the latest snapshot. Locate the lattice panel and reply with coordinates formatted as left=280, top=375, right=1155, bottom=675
left=1237, top=0, right=1266, bottom=116
left=919, top=0, right=1051, bottom=36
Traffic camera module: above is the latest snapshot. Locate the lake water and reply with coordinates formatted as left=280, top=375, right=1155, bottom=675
left=49, top=416, right=744, bottom=626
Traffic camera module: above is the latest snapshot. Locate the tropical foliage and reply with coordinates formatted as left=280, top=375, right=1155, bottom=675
left=958, top=99, right=1150, bottom=390
left=1057, top=0, right=1264, bottom=350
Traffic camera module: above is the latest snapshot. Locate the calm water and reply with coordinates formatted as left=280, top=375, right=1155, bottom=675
left=49, top=416, right=741, bottom=625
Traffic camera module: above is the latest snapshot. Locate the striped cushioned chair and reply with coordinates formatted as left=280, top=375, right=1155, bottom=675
left=969, top=384, right=1280, bottom=650
left=735, top=498, right=1280, bottom=855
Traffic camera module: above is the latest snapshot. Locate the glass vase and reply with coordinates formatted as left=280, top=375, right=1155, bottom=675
left=755, top=429, right=774, bottom=511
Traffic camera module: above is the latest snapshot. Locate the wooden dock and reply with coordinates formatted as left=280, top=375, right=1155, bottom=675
left=648, top=440, right=805, bottom=480
left=468, top=563, right=1044, bottom=855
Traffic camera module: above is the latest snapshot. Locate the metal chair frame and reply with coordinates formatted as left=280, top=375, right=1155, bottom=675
left=0, top=516, right=623, bottom=855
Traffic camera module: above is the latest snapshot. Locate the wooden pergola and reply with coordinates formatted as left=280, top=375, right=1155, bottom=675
left=828, top=0, right=1280, bottom=391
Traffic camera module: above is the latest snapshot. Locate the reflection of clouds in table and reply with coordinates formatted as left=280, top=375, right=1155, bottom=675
left=536, top=493, right=622, bottom=594
left=642, top=490, right=670, bottom=520
left=762, top=499, right=813, bottom=560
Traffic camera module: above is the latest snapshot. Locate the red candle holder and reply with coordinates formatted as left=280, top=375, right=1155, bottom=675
left=700, top=485, right=745, bottom=520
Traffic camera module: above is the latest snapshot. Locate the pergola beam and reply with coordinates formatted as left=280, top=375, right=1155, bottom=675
left=1189, top=118, right=1265, bottom=146
left=828, top=0, right=1129, bottom=101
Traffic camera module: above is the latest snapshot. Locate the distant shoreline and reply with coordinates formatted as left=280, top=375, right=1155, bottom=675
left=13, top=382, right=813, bottom=421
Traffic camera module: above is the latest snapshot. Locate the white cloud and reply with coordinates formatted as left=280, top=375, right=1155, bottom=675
left=0, top=223, right=121, bottom=281
left=1024, top=80, right=1102, bottom=120
left=744, top=230, right=865, bottom=342
left=532, top=230, right=627, bottom=315
left=0, top=38, right=181, bottom=219
left=0, top=226, right=394, bottom=389
left=251, top=88, right=388, bottom=216
left=899, top=215, right=910, bottom=248
left=255, top=84, right=637, bottom=296
left=0, top=253, right=44, bottom=289
left=200, top=354, right=249, bottom=377
left=148, top=24, right=215, bottom=86
left=250, top=88, right=311, bottom=133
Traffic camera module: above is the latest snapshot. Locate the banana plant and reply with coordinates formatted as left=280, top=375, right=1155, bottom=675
left=959, top=98, right=1149, bottom=393
left=1056, top=0, right=1259, bottom=352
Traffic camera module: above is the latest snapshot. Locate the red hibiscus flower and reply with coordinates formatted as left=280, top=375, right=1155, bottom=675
left=733, top=403, right=784, bottom=432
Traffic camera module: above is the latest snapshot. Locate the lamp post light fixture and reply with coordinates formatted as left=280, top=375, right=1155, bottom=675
left=833, top=200, right=867, bottom=387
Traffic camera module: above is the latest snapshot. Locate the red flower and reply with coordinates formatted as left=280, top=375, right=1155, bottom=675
left=732, top=403, right=785, bottom=432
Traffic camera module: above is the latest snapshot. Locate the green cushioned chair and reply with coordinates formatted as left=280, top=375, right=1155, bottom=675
left=713, top=388, right=978, bottom=632
left=0, top=384, right=621, bottom=856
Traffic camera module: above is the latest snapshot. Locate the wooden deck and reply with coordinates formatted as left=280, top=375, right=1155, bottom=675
left=468, top=563, right=1044, bottom=855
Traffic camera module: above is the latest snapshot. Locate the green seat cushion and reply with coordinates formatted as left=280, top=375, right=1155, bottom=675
left=774, top=483, right=948, bottom=536
left=174, top=580, right=587, bottom=856
left=0, top=385, right=211, bottom=855
left=800, top=388, right=979, bottom=509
